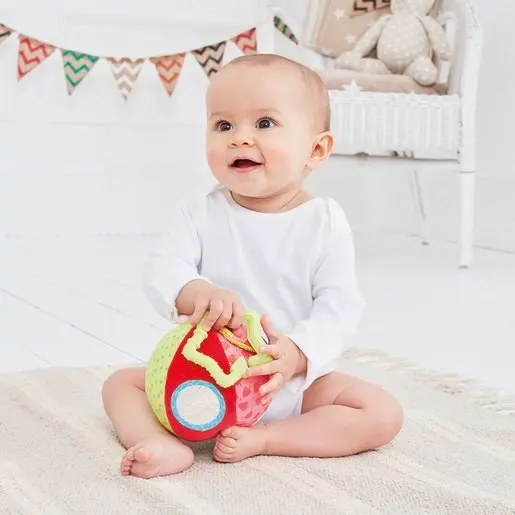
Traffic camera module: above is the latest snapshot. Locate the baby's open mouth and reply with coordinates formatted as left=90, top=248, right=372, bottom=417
left=230, top=158, right=262, bottom=169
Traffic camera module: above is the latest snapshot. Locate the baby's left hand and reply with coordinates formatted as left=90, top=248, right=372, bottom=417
left=246, top=315, right=306, bottom=406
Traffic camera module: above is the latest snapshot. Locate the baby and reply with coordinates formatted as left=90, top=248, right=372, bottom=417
left=102, top=53, right=403, bottom=479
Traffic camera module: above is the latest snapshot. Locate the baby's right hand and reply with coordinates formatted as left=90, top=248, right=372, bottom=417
left=189, top=287, right=245, bottom=332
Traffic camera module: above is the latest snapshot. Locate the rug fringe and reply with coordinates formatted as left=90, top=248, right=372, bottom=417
left=343, top=347, right=515, bottom=417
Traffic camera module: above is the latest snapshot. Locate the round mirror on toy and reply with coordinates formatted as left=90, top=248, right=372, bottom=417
left=145, top=310, right=272, bottom=442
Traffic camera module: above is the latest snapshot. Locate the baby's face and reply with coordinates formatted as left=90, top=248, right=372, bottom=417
left=205, top=64, right=317, bottom=200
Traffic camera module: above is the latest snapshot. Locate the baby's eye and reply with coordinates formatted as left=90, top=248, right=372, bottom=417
left=256, top=118, right=276, bottom=129
left=216, top=121, right=232, bottom=132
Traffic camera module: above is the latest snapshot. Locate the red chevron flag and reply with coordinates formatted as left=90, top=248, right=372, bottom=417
left=150, top=53, right=185, bottom=97
left=17, top=36, right=55, bottom=80
left=232, top=28, right=257, bottom=55
left=0, top=24, right=12, bottom=46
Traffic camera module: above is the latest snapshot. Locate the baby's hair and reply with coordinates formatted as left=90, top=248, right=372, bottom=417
left=221, top=53, right=331, bottom=132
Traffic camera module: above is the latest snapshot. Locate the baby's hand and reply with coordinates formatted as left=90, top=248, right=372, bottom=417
left=247, top=315, right=306, bottom=405
left=189, top=287, right=245, bottom=331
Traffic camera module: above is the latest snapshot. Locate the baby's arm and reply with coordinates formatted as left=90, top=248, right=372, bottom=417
left=142, top=202, right=245, bottom=330
left=285, top=201, right=365, bottom=393
left=142, top=203, right=212, bottom=322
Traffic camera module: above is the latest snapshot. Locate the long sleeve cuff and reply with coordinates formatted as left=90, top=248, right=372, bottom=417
left=142, top=258, right=211, bottom=323
left=284, top=328, right=335, bottom=394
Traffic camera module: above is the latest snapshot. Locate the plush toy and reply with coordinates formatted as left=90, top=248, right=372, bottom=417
left=336, top=0, right=451, bottom=87
left=145, top=310, right=272, bottom=442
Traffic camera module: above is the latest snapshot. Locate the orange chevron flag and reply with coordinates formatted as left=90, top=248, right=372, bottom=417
left=150, top=53, right=185, bottom=96
left=17, top=36, right=55, bottom=80
left=108, top=57, right=144, bottom=100
left=232, top=28, right=257, bottom=55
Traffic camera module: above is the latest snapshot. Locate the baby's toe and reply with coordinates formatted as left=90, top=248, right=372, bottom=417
left=220, top=427, right=237, bottom=439
left=134, top=447, right=152, bottom=463
left=125, top=447, right=136, bottom=461
left=215, top=441, right=235, bottom=454
left=213, top=448, right=233, bottom=462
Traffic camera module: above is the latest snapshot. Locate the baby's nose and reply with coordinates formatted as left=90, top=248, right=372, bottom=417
left=230, top=134, right=255, bottom=147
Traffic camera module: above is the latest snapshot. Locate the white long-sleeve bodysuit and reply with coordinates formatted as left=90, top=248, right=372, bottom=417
left=143, top=187, right=365, bottom=422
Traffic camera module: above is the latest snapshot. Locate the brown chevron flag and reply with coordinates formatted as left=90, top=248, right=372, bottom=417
left=108, top=57, right=144, bottom=100
left=17, top=36, right=55, bottom=80
left=232, top=28, right=257, bottom=55
left=0, top=24, right=12, bottom=46
left=150, top=53, right=185, bottom=97
left=352, top=0, right=390, bottom=16
left=192, top=41, right=226, bottom=78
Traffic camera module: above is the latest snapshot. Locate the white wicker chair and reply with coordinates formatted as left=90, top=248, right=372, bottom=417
left=259, top=0, right=482, bottom=267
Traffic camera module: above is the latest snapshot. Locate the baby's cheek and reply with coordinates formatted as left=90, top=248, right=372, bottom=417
left=206, top=144, right=226, bottom=173
left=264, top=144, right=291, bottom=169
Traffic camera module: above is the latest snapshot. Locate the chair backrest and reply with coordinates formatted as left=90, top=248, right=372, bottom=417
left=302, top=0, right=441, bottom=59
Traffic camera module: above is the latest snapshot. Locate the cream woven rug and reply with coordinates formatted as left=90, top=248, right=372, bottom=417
left=1, top=349, right=514, bottom=515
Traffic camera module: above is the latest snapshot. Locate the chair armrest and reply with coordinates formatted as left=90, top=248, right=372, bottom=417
left=440, top=0, right=482, bottom=170
left=440, top=0, right=482, bottom=97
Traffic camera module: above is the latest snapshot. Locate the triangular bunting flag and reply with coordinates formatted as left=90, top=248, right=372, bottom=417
left=273, top=15, right=299, bottom=44
left=150, top=53, right=185, bottom=97
left=232, top=28, right=257, bottom=55
left=62, top=50, right=99, bottom=95
left=17, top=36, right=55, bottom=80
left=192, top=41, right=226, bottom=78
left=108, top=57, right=144, bottom=100
left=0, top=24, right=12, bottom=46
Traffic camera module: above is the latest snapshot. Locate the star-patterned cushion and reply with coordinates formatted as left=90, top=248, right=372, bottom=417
left=304, top=0, right=440, bottom=58
left=317, top=68, right=448, bottom=94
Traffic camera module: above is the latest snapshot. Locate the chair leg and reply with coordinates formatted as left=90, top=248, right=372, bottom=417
left=410, top=169, right=430, bottom=245
left=459, top=171, right=475, bottom=268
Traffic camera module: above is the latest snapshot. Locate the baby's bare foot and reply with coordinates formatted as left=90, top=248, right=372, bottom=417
left=213, top=425, right=268, bottom=463
left=120, top=434, right=194, bottom=479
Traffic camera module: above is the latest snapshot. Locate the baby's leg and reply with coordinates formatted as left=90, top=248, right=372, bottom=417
left=102, top=367, right=194, bottom=478
left=214, top=372, right=403, bottom=462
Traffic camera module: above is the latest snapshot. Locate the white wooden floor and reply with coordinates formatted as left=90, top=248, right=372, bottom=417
left=1, top=233, right=514, bottom=395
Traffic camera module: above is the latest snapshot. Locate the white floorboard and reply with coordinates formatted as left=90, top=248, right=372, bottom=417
left=0, top=234, right=514, bottom=397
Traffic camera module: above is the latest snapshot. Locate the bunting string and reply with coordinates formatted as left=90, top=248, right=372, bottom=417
left=0, top=17, right=298, bottom=100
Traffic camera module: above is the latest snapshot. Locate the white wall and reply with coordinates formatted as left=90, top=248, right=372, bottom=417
left=0, top=0, right=259, bottom=235
left=0, top=0, right=514, bottom=252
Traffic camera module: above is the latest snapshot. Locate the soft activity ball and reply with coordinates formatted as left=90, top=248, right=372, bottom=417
left=145, top=310, right=272, bottom=442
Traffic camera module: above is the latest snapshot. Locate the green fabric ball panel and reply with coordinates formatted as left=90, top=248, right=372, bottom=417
left=145, top=323, right=192, bottom=432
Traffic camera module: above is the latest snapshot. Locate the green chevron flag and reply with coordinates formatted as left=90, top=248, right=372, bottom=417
left=62, top=50, right=99, bottom=95
left=273, top=15, right=298, bottom=44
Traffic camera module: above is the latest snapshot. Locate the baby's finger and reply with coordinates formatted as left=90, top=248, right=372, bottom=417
left=213, top=301, right=233, bottom=330
left=203, top=299, right=223, bottom=331
left=259, top=343, right=282, bottom=360
left=260, top=391, right=278, bottom=406
left=246, top=359, right=280, bottom=378
left=259, top=372, right=283, bottom=398
left=228, top=302, right=245, bottom=329
left=190, top=295, right=210, bottom=327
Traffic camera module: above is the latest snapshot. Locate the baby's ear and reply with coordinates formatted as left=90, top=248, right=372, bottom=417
left=307, top=131, right=334, bottom=169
